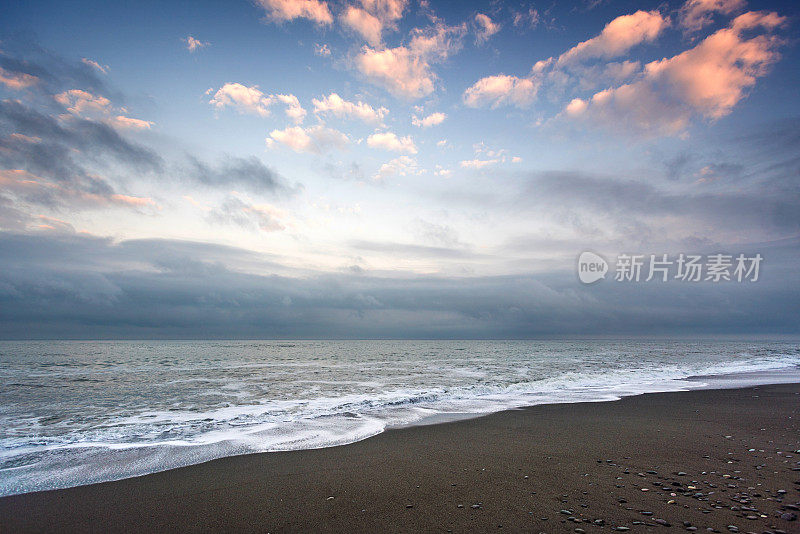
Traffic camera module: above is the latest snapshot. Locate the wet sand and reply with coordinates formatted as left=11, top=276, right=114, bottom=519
left=2, top=384, right=799, bottom=533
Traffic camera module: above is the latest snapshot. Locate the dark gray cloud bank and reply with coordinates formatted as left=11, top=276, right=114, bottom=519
left=0, top=231, right=797, bottom=339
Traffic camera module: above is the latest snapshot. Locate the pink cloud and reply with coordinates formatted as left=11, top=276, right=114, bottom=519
left=340, top=0, right=407, bottom=46
left=183, top=36, right=210, bottom=52
left=0, top=67, right=38, bottom=90
left=266, top=125, right=349, bottom=153
left=356, top=22, right=465, bottom=98
left=558, top=10, right=669, bottom=64
left=463, top=74, right=538, bottom=108
left=255, top=0, right=333, bottom=25
left=564, top=10, right=787, bottom=135
left=312, top=93, right=387, bottom=123
left=209, top=83, right=274, bottom=117
left=412, top=112, right=446, bottom=128
left=679, top=0, right=745, bottom=33
left=0, top=169, right=158, bottom=211
left=55, top=89, right=112, bottom=115
left=110, top=116, right=154, bottom=130
left=55, top=89, right=154, bottom=130
left=366, top=131, right=417, bottom=154
left=341, top=7, right=383, bottom=46
left=209, top=83, right=306, bottom=122
left=81, top=58, right=108, bottom=74
left=475, top=13, right=500, bottom=44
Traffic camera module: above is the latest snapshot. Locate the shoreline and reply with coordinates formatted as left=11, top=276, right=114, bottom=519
left=2, top=383, right=799, bottom=532
left=3, top=366, right=799, bottom=498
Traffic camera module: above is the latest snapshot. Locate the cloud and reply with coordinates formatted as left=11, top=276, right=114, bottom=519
left=0, top=100, right=162, bottom=212
left=513, top=169, right=800, bottom=247
left=341, top=6, right=384, bottom=46
left=0, top=44, right=112, bottom=99
left=459, top=158, right=499, bottom=169
left=183, top=36, right=210, bottom=52
left=54, top=89, right=111, bottom=115
left=0, top=99, right=162, bottom=175
left=366, top=131, right=417, bottom=153
left=374, top=155, right=418, bottom=180
left=340, top=0, right=408, bottom=45
left=209, top=83, right=306, bottom=122
left=312, top=93, right=387, bottom=123
left=475, top=13, right=501, bottom=44
left=267, top=125, right=349, bottom=153
left=0, top=169, right=156, bottom=212
left=434, top=165, right=451, bottom=177
left=463, top=74, right=538, bottom=108
left=557, top=10, right=669, bottom=65
left=2, top=231, right=796, bottom=338
left=188, top=155, right=292, bottom=193
left=356, top=22, right=466, bottom=98
left=54, top=89, right=153, bottom=129
left=207, top=195, right=286, bottom=232
left=412, top=219, right=464, bottom=248
left=0, top=66, right=38, bottom=90
left=512, top=8, right=540, bottom=29
left=81, top=58, right=108, bottom=74
left=30, top=215, right=77, bottom=233
left=360, top=0, right=407, bottom=22
left=679, top=0, right=745, bottom=33
left=275, top=93, right=307, bottom=123
left=209, top=83, right=274, bottom=117
left=109, top=116, right=154, bottom=130
left=564, top=10, right=787, bottom=135
left=464, top=9, right=666, bottom=110
left=255, top=0, right=333, bottom=25
left=411, top=111, right=445, bottom=127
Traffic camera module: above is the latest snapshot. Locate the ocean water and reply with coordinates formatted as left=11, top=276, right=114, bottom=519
left=1, top=339, right=799, bottom=496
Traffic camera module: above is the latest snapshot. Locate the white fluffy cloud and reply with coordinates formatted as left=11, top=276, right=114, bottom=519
left=356, top=22, right=466, bottom=98
left=463, top=75, right=538, bottom=108
left=312, top=93, right=387, bottom=123
left=412, top=112, right=446, bottom=128
left=266, top=125, right=349, bottom=153
left=209, top=83, right=274, bottom=117
left=275, top=93, right=307, bottom=123
left=366, top=131, right=417, bottom=153
left=255, top=0, right=333, bottom=25
left=209, top=83, right=306, bottom=122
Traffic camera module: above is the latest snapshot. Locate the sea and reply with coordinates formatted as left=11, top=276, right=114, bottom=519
left=1, top=339, right=799, bottom=496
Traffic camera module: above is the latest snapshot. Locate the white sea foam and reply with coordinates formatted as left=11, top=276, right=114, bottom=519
left=0, top=340, right=798, bottom=495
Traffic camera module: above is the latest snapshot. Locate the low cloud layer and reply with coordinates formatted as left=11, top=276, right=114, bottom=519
left=0, top=231, right=796, bottom=339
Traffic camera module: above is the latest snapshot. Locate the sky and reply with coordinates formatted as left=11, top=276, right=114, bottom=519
left=0, top=0, right=798, bottom=339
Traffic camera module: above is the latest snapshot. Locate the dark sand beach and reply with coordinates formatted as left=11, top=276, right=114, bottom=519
left=2, top=384, right=799, bottom=533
